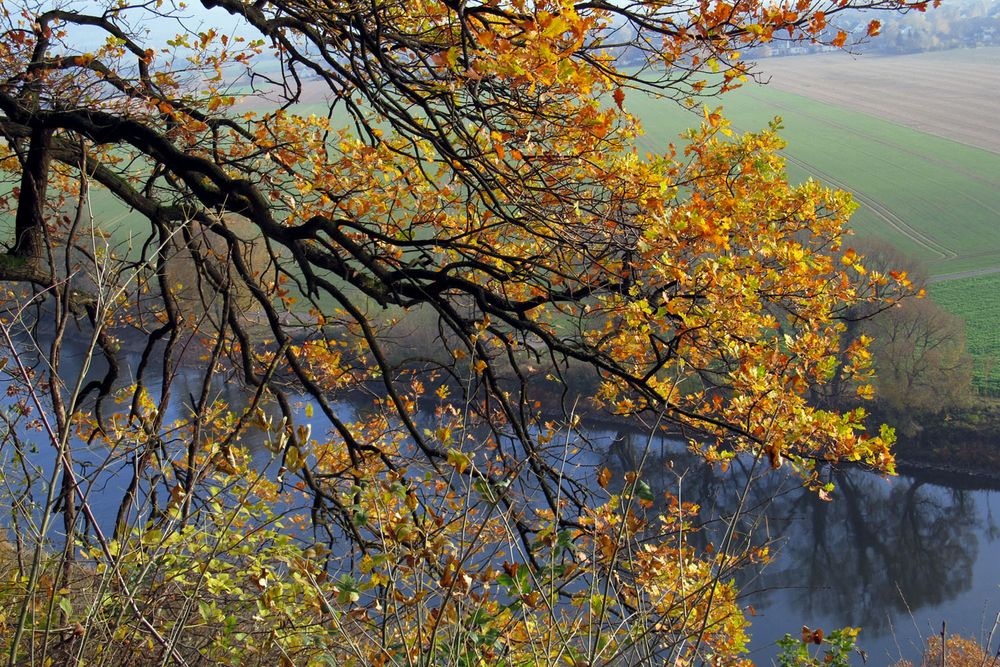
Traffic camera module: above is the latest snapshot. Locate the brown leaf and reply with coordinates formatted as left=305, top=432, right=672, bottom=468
left=768, top=444, right=783, bottom=470
left=613, top=88, right=625, bottom=110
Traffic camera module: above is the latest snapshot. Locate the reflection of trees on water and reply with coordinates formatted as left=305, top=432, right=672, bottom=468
left=601, top=430, right=796, bottom=545
left=759, top=471, right=978, bottom=632
left=15, top=342, right=983, bottom=633
left=600, top=431, right=981, bottom=632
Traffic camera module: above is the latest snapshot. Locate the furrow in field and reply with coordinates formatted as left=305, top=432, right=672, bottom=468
left=635, top=102, right=961, bottom=262
left=737, top=89, right=1000, bottom=267
left=929, top=266, right=1000, bottom=284
left=780, top=153, right=957, bottom=259
left=757, top=51, right=1000, bottom=154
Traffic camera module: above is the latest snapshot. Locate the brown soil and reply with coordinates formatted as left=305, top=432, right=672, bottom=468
left=755, top=49, right=1000, bottom=154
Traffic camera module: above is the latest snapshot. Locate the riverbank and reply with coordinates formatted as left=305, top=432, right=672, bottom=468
left=887, top=401, right=1000, bottom=488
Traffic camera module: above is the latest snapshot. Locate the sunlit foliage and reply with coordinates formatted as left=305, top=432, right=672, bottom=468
left=0, top=0, right=930, bottom=662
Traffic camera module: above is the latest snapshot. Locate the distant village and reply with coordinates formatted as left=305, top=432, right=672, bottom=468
left=765, top=0, right=1000, bottom=57
left=608, top=0, right=1000, bottom=61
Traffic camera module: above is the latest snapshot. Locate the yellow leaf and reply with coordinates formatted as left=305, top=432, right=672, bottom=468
left=447, top=449, right=471, bottom=474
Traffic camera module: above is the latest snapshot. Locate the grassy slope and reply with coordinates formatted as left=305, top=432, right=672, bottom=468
left=931, top=273, right=1000, bottom=394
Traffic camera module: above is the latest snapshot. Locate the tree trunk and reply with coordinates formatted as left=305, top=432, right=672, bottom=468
left=13, top=125, right=52, bottom=262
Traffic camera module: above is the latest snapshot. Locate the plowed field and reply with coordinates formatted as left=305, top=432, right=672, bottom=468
left=758, top=48, right=1000, bottom=154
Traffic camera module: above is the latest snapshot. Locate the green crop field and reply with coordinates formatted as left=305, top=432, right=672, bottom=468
left=7, top=54, right=1000, bottom=392
left=70, top=74, right=1000, bottom=284
left=629, top=85, right=1000, bottom=278
left=931, top=273, right=1000, bottom=394
left=626, top=78, right=1000, bottom=392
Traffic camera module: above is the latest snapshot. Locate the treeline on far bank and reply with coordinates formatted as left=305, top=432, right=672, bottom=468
left=811, top=239, right=1000, bottom=477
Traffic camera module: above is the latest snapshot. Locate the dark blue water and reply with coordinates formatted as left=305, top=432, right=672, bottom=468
left=4, top=331, right=999, bottom=664
left=597, top=430, right=1000, bottom=664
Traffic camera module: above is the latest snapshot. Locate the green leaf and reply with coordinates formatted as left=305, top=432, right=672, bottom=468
left=58, top=596, right=72, bottom=617
left=636, top=480, right=655, bottom=503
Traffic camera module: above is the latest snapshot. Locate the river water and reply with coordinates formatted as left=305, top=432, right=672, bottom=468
left=539, top=427, right=1000, bottom=664
left=5, top=337, right=1000, bottom=664
left=289, top=401, right=1000, bottom=664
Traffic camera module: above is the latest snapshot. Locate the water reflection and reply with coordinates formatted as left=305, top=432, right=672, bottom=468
left=596, top=430, right=986, bottom=642
left=4, top=331, right=997, bottom=660
left=760, top=472, right=978, bottom=632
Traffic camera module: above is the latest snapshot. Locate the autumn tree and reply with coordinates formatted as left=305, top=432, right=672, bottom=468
left=868, top=297, right=973, bottom=417
left=812, top=238, right=972, bottom=419
left=0, top=0, right=932, bottom=663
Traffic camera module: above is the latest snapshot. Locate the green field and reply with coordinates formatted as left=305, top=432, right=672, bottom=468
left=931, top=273, right=1000, bottom=394
left=79, top=79, right=1000, bottom=281
left=11, top=68, right=1000, bottom=392
left=626, top=82, right=1000, bottom=391
left=629, top=85, right=1000, bottom=277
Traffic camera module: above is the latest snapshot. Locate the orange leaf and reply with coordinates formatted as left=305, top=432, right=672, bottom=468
left=613, top=87, right=625, bottom=110
left=801, top=625, right=826, bottom=644
left=767, top=443, right=783, bottom=469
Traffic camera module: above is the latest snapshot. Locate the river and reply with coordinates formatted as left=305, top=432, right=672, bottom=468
left=280, top=399, right=1000, bottom=664
left=5, top=334, right=1000, bottom=664
left=512, top=426, right=1000, bottom=664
